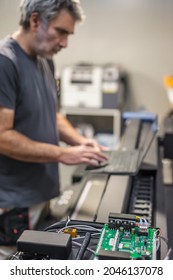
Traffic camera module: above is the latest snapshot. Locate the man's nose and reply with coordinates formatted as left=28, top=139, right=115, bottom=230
left=59, top=36, right=68, bottom=48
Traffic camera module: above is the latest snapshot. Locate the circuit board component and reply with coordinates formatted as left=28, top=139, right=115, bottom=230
left=95, top=213, right=160, bottom=260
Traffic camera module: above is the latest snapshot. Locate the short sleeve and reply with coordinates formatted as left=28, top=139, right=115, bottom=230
left=0, top=55, right=18, bottom=109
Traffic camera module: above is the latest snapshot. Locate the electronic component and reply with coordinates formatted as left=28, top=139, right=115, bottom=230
left=17, top=230, right=72, bottom=259
left=97, top=250, right=130, bottom=260
left=95, top=213, right=160, bottom=260
left=64, top=228, right=77, bottom=238
left=108, top=212, right=140, bottom=229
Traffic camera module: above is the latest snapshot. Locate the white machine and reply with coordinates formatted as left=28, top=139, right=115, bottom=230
left=60, top=63, right=126, bottom=109
left=60, top=64, right=103, bottom=108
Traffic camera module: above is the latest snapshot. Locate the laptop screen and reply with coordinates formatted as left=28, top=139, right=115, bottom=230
left=136, top=121, right=158, bottom=168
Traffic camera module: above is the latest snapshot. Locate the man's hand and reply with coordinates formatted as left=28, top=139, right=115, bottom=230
left=81, top=138, right=110, bottom=152
left=58, top=144, right=108, bottom=166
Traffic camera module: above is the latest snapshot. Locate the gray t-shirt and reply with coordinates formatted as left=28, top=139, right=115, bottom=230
left=0, top=38, right=60, bottom=208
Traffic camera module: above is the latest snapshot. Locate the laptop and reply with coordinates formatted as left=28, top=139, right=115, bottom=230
left=85, top=122, right=158, bottom=176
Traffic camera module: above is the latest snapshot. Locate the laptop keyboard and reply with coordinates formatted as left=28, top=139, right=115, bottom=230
left=104, top=150, right=140, bottom=173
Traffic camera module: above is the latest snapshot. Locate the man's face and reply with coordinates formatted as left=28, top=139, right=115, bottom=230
left=33, top=9, right=76, bottom=58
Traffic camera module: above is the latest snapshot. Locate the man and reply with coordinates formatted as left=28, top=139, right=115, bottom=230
left=0, top=0, right=107, bottom=254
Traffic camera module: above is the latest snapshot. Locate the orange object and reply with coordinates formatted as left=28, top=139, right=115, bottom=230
left=164, top=76, right=173, bottom=88
left=64, top=228, right=77, bottom=238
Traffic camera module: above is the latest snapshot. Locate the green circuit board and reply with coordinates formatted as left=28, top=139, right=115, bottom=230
left=95, top=223, right=160, bottom=260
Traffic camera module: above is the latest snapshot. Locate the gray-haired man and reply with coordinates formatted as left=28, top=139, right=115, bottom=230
left=0, top=0, right=107, bottom=258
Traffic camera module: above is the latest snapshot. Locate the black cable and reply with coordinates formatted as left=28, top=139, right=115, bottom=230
left=75, top=232, right=91, bottom=260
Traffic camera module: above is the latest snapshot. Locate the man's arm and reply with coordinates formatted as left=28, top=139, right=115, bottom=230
left=0, top=106, right=63, bottom=162
left=57, top=112, right=109, bottom=150
left=0, top=107, right=107, bottom=164
left=57, top=112, right=87, bottom=146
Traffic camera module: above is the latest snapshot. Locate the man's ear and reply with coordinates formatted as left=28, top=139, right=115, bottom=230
left=29, top=12, right=41, bottom=31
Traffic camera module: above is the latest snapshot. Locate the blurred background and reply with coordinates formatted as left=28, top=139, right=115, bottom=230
left=1, top=0, right=172, bottom=122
